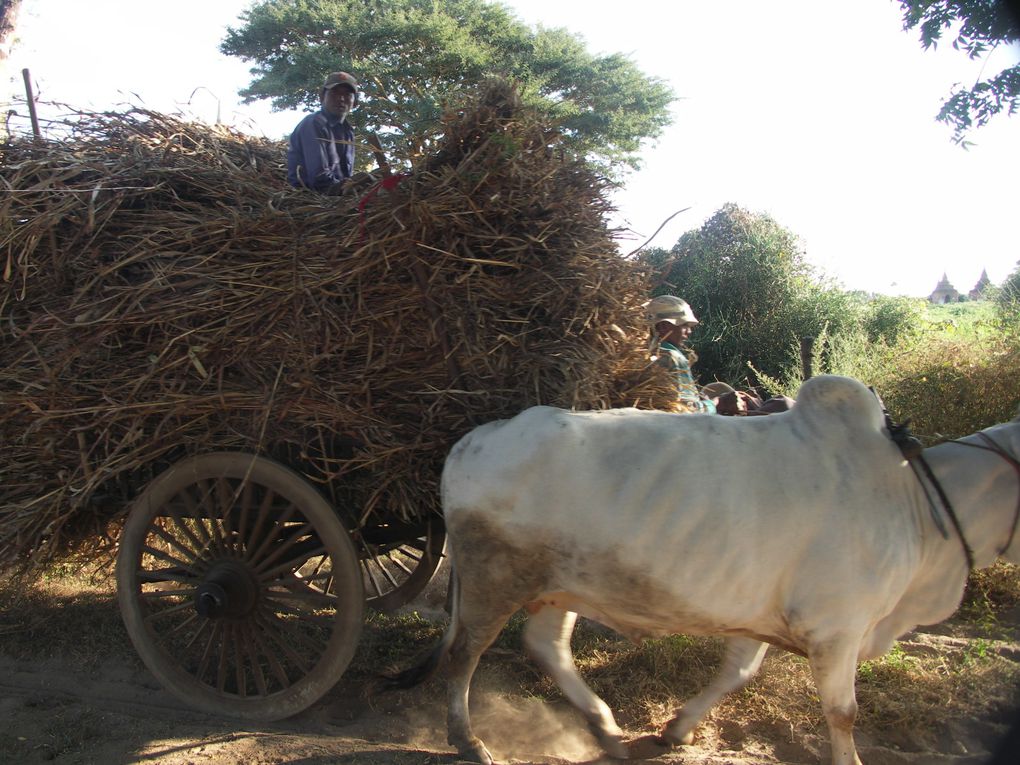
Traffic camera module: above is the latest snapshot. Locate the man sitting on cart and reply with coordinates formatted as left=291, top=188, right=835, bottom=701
left=646, top=295, right=717, bottom=414
left=287, top=71, right=363, bottom=195
left=646, top=295, right=794, bottom=416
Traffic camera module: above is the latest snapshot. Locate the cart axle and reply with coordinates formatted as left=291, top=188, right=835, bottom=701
left=194, top=560, right=258, bottom=619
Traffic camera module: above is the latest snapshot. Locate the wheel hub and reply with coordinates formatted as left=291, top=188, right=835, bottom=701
left=194, top=560, right=259, bottom=619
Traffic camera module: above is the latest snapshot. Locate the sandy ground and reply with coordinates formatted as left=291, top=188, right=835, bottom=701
left=1, top=567, right=1019, bottom=765
left=5, top=649, right=1004, bottom=765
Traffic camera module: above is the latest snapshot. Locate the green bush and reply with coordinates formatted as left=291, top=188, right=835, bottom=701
left=995, top=262, right=1020, bottom=335
left=868, top=339, right=1020, bottom=441
left=863, top=296, right=927, bottom=345
left=642, top=204, right=863, bottom=387
left=752, top=306, right=1020, bottom=442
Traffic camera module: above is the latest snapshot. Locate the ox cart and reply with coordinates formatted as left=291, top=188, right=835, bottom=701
left=1, top=84, right=673, bottom=722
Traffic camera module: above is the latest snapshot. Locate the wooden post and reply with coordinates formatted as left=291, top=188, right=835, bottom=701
left=22, top=67, right=40, bottom=137
left=800, top=336, right=815, bottom=380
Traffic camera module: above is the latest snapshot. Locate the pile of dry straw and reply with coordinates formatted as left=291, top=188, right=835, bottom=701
left=0, top=81, right=675, bottom=568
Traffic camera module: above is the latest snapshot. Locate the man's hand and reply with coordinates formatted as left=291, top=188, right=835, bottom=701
left=714, top=391, right=754, bottom=416
left=325, top=179, right=348, bottom=197
left=340, top=171, right=378, bottom=196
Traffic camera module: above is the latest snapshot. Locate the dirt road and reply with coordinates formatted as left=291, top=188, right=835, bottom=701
left=1, top=571, right=1018, bottom=764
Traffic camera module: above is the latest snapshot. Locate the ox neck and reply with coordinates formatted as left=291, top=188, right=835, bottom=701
left=916, top=430, right=1020, bottom=571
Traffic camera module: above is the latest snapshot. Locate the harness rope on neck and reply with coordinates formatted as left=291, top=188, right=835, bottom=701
left=870, top=387, right=975, bottom=571
left=873, top=387, right=1020, bottom=571
left=948, top=433, right=1020, bottom=561
left=913, top=452, right=976, bottom=571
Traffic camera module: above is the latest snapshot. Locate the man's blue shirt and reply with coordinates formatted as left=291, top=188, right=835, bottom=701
left=286, top=111, right=355, bottom=192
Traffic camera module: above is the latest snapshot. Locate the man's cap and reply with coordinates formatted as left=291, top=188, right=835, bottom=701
left=645, top=295, right=698, bottom=326
left=323, top=72, right=359, bottom=103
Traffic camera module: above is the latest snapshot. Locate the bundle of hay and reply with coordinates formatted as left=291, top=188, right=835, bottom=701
left=0, top=81, right=675, bottom=568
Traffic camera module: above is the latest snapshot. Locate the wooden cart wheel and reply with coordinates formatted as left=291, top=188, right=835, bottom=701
left=116, top=452, right=363, bottom=721
left=296, top=516, right=446, bottom=613
left=358, top=516, right=446, bottom=612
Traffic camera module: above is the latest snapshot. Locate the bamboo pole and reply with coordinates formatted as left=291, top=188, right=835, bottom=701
left=21, top=67, right=39, bottom=137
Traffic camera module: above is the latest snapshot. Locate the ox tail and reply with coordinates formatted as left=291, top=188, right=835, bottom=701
left=381, top=569, right=461, bottom=690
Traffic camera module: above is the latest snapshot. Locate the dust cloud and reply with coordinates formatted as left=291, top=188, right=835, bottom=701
left=465, top=693, right=602, bottom=762
left=387, top=687, right=602, bottom=762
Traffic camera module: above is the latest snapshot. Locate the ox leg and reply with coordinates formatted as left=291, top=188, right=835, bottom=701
left=808, top=641, right=863, bottom=765
left=662, top=637, right=769, bottom=746
left=446, top=601, right=520, bottom=765
left=522, top=606, right=628, bottom=759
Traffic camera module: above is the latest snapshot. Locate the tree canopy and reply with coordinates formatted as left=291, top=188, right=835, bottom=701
left=898, top=0, right=1020, bottom=144
left=220, top=0, right=674, bottom=174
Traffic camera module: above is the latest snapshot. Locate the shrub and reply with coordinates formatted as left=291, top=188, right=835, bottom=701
left=643, top=204, right=864, bottom=386
left=995, top=262, right=1020, bottom=335
left=863, top=296, right=927, bottom=345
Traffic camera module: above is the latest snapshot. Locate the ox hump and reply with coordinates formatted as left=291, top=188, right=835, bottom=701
left=791, top=375, right=886, bottom=435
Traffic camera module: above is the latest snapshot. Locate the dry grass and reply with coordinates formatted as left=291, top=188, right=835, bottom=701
left=0, top=81, right=676, bottom=571
left=554, top=623, right=1020, bottom=746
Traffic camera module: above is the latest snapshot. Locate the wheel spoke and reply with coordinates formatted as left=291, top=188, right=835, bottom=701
left=163, top=505, right=210, bottom=564
left=261, top=600, right=335, bottom=640
left=143, top=598, right=195, bottom=623
left=140, top=544, right=201, bottom=577
left=253, top=522, right=315, bottom=575
left=216, top=477, right=240, bottom=553
left=216, top=626, right=230, bottom=692
left=140, top=588, right=195, bottom=599
left=182, top=615, right=210, bottom=647
left=232, top=624, right=247, bottom=698
left=275, top=570, right=334, bottom=589
left=196, top=622, right=221, bottom=683
left=171, top=612, right=202, bottom=640
left=236, top=480, right=255, bottom=554
left=149, top=521, right=203, bottom=567
left=249, top=621, right=291, bottom=689
left=242, top=487, right=276, bottom=557
left=258, top=543, right=328, bottom=582
left=368, top=554, right=402, bottom=590
left=254, top=612, right=313, bottom=675
left=177, top=484, right=215, bottom=549
left=242, top=624, right=269, bottom=697
left=195, top=479, right=230, bottom=556
left=400, top=538, right=429, bottom=555
left=137, top=567, right=193, bottom=584
left=265, top=584, right=338, bottom=607
left=362, top=554, right=387, bottom=597
left=385, top=550, right=416, bottom=577
left=246, top=504, right=299, bottom=566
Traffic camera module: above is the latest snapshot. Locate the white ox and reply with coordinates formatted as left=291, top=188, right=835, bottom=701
left=393, top=375, right=1020, bottom=765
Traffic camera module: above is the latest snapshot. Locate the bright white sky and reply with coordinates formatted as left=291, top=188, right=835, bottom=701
left=3, top=0, right=1018, bottom=297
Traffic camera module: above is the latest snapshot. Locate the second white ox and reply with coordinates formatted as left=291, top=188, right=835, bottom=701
left=394, top=375, right=1020, bottom=765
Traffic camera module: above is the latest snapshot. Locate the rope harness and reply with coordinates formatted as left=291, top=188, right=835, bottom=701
left=875, top=389, right=1020, bottom=572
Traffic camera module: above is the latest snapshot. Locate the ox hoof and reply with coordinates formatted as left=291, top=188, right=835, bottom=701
left=624, top=734, right=675, bottom=759
left=601, top=738, right=629, bottom=760
left=589, top=726, right=629, bottom=760
left=660, top=721, right=696, bottom=747
left=454, top=739, right=494, bottom=765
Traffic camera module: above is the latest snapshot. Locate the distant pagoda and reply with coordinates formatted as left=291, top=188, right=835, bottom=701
left=968, top=269, right=991, bottom=300
left=928, top=273, right=960, bottom=304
